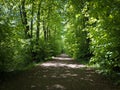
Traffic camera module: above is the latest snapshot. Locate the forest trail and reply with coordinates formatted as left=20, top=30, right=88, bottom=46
left=0, top=54, right=120, bottom=90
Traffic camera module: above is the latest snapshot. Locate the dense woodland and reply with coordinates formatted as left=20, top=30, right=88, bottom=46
left=0, top=0, right=120, bottom=84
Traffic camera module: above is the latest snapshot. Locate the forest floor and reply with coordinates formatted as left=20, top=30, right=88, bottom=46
left=0, top=54, right=120, bottom=90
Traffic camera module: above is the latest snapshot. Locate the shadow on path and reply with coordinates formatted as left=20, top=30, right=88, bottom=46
left=0, top=54, right=120, bottom=90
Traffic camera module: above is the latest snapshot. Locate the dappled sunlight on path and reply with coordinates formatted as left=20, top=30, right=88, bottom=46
left=40, top=54, right=86, bottom=68
left=37, top=54, right=86, bottom=69
left=41, top=62, right=86, bottom=68
left=52, top=54, right=73, bottom=60
left=0, top=54, right=120, bottom=90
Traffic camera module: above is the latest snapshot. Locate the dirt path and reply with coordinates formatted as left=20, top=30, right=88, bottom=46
left=0, top=54, right=120, bottom=90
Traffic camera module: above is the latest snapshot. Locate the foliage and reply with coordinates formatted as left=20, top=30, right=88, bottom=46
left=64, top=0, right=120, bottom=83
left=0, top=0, right=120, bottom=85
left=64, top=1, right=91, bottom=61
left=87, top=0, right=120, bottom=74
left=0, top=0, right=64, bottom=73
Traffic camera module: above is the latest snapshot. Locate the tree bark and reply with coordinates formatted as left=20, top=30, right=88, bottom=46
left=20, top=0, right=29, bottom=38
left=43, top=21, right=47, bottom=41
left=30, top=0, right=34, bottom=38
left=36, top=0, right=42, bottom=45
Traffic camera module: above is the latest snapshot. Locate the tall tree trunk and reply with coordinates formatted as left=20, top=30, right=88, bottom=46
left=20, top=0, right=29, bottom=38
left=30, top=0, right=34, bottom=38
left=43, top=21, right=47, bottom=41
left=46, top=25, right=49, bottom=41
left=48, top=25, right=51, bottom=40
left=36, top=0, right=42, bottom=45
left=46, top=7, right=50, bottom=41
left=30, top=0, right=34, bottom=60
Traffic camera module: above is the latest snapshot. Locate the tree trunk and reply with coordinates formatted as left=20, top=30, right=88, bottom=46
left=36, top=0, right=42, bottom=45
left=20, top=0, right=29, bottom=38
left=30, top=0, right=34, bottom=38
left=43, top=21, right=47, bottom=41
